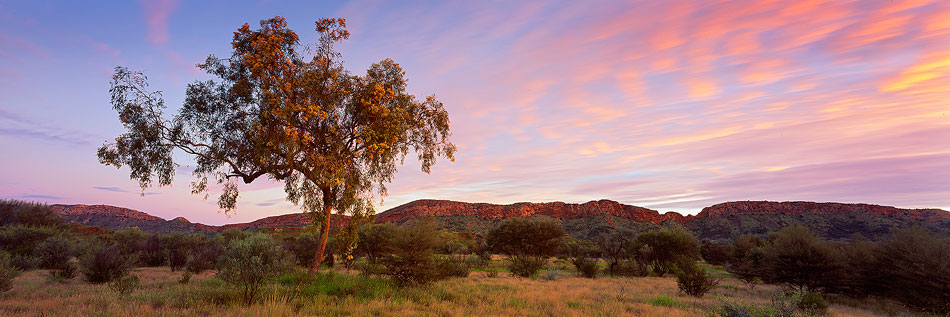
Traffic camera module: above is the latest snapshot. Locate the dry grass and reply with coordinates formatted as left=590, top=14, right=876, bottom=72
left=0, top=266, right=918, bottom=316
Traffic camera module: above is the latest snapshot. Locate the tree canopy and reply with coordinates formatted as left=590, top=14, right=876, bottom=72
left=98, top=16, right=455, bottom=273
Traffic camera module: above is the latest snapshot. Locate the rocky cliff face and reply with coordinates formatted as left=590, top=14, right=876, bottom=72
left=376, top=199, right=687, bottom=224
left=693, top=201, right=950, bottom=223
left=49, top=200, right=949, bottom=239
left=49, top=204, right=346, bottom=234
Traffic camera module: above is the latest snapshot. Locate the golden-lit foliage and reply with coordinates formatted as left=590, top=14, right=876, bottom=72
left=98, top=16, right=455, bottom=273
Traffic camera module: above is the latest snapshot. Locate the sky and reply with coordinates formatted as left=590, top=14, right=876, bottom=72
left=1, top=0, right=948, bottom=225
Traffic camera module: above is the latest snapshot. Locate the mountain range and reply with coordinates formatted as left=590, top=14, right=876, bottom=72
left=49, top=199, right=950, bottom=241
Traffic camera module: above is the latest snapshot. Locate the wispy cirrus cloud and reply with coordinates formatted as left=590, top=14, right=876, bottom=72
left=141, top=0, right=178, bottom=45
left=93, top=186, right=127, bottom=193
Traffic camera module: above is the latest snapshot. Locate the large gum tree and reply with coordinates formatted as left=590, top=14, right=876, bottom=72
left=98, top=17, right=455, bottom=273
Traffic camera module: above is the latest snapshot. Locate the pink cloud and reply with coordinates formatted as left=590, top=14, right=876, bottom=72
left=141, top=0, right=178, bottom=45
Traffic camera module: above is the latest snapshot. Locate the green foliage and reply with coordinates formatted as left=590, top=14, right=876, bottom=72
left=437, top=256, right=472, bottom=279
left=595, top=228, right=639, bottom=276
left=572, top=256, right=599, bottom=278
left=613, top=259, right=649, bottom=277
left=33, top=235, right=75, bottom=270
left=186, top=239, right=222, bottom=274
left=486, top=218, right=563, bottom=278
left=0, top=200, right=64, bottom=227
left=217, top=233, right=292, bottom=305
left=357, top=224, right=397, bottom=264
left=871, top=227, right=950, bottom=313
left=673, top=258, right=721, bottom=297
left=487, top=218, right=564, bottom=258
left=700, top=240, right=733, bottom=265
left=284, top=230, right=322, bottom=268
left=0, top=225, right=58, bottom=256
left=636, top=228, right=700, bottom=276
left=79, top=242, right=136, bottom=284
left=648, top=295, right=685, bottom=308
left=485, top=267, right=499, bottom=278
left=10, top=254, right=41, bottom=271
left=541, top=268, right=559, bottom=281
left=108, top=274, right=140, bottom=297
left=139, top=234, right=167, bottom=267
left=0, top=252, right=21, bottom=293
left=797, top=290, right=828, bottom=316
left=761, top=225, right=839, bottom=290
left=46, top=261, right=78, bottom=282
left=178, top=271, right=192, bottom=284
left=508, top=256, right=546, bottom=278
left=162, top=233, right=197, bottom=271
left=381, top=220, right=440, bottom=286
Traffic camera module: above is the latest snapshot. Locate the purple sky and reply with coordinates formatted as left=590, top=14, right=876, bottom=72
left=1, top=0, right=948, bottom=225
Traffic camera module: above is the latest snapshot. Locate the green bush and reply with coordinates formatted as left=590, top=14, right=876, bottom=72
left=673, top=258, right=720, bottom=297
left=613, top=259, right=648, bottom=277
left=79, top=242, right=135, bottom=283
left=108, top=274, right=140, bottom=297
left=508, top=256, right=546, bottom=278
left=872, top=227, right=950, bottom=313
left=186, top=240, right=222, bottom=273
left=596, top=228, right=638, bottom=276
left=217, top=233, right=292, bottom=305
left=46, top=261, right=78, bottom=282
left=0, top=252, right=21, bottom=293
left=10, top=254, right=41, bottom=271
left=381, top=220, right=440, bottom=286
left=284, top=230, right=322, bottom=268
left=761, top=226, right=839, bottom=290
left=33, top=236, right=75, bottom=270
left=0, top=225, right=58, bottom=256
left=437, top=256, right=471, bottom=279
left=636, top=228, right=700, bottom=276
left=0, top=200, right=64, bottom=227
left=138, top=235, right=167, bottom=267
left=700, top=240, right=733, bottom=265
left=162, top=233, right=196, bottom=271
left=797, top=290, right=828, bottom=316
left=572, top=256, right=598, bottom=278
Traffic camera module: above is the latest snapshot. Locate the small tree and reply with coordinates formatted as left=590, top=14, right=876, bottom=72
left=700, top=240, right=733, bottom=265
left=0, top=200, right=63, bottom=227
left=595, top=228, right=638, bottom=276
left=486, top=218, right=564, bottom=277
left=872, top=227, right=950, bottom=313
left=761, top=225, right=839, bottom=291
left=97, top=16, right=455, bottom=275
left=79, top=242, right=136, bottom=284
left=636, top=228, right=700, bottom=276
left=672, top=257, right=720, bottom=297
left=358, top=223, right=397, bottom=264
left=381, top=219, right=441, bottom=286
left=217, top=233, right=292, bottom=305
left=0, top=252, right=20, bottom=294
left=561, top=238, right=599, bottom=278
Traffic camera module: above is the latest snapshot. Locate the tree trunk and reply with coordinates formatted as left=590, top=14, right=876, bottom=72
left=309, top=202, right=333, bottom=274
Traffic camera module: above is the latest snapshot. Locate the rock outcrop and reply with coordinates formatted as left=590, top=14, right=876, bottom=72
left=693, top=201, right=950, bottom=223
left=376, top=199, right=687, bottom=225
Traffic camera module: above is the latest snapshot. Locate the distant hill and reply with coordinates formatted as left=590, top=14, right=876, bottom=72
left=50, top=200, right=950, bottom=240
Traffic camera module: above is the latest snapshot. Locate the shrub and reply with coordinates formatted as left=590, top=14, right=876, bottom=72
left=486, top=267, right=499, bottom=278
left=797, top=290, right=828, bottom=316
left=714, top=297, right=776, bottom=317
left=508, top=256, right=546, bottom=278
left=284, top=230, right=323, bottom=268
left=34, top=236, right=75, bottom=270
left=0, top=200, right=64, bottom=227
left=636, top=228, right=700, bottom=276
left=673, top=258, right=721, bottom=297
left=0, top=225, right=58, bottom=256
left=596, top=228, right=638, bottom=275
left=613, top=259, right=648, bottom=277
left=486, top=218, right=564, bottom=278
left=381, top=220, right=440, bottom=286
left=178, top=271, right=192, bottom=284
left=700, top=240, right=733, bottom=265
left=138, top=235, right=167, bottom=267
left=761, top=225, right=839, bottom=290
left=0, top=252, right=20, bottom=293
left=10, top=254, right=41, bottom=271
left=542, top=268, right=558, bottom=281
left=437, top=257, right=471, bottom=279
left=572, top=256, right=598, bottom=278
left=871, top=227, right=950, bottom=313
left=162, top=233, right=195, bottom=271
left=46, top=261, right=78, bottom=282
left=217, top=233, right=292, bottom=305
left=79, top=242, right=136, bottom=283
left=186, top=240, right=222, bottom=273
left=108, top=274, right=140, bottom=297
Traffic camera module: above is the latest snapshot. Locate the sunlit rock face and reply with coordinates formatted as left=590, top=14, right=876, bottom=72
left=376, top=199, right=687, bottom=224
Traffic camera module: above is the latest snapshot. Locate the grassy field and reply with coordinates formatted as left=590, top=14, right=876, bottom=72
left=0, top=264, right=918, bottom=316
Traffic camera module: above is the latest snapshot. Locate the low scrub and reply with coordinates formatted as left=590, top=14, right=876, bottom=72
left=673, top=258, right=720, bottom=297
left=381, top=220, right=441, bottom=286
left=217, top=233, right=292, bottom=305
left=0, top=252, right=21, bottom=293
left=572, top=256, right=598, bottom=278
left=508, top=256, right=546, bottom=278
left=79, top=242, right=136, bottom=283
